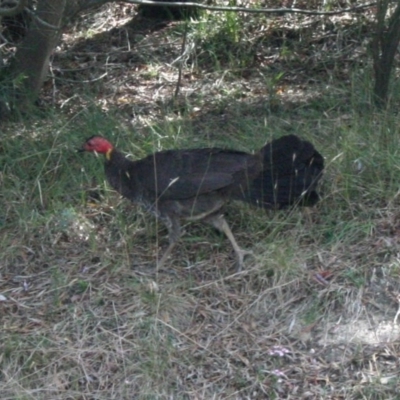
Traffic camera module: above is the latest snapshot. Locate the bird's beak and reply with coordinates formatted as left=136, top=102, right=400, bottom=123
left=77, top=144, right=87, bottom=153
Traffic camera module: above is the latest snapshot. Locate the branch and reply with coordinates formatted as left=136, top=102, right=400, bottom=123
left=122, top=0, right=377, bottom=16
left=24, top=8, right=62, bottom=30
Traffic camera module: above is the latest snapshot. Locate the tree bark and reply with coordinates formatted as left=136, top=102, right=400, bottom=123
left=12, top=0, right=66, bottom=107
left=372, top=0, right=400, bottom=107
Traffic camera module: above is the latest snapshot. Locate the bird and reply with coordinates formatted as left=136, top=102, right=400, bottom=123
left=79, top=134, right=323, bottom=269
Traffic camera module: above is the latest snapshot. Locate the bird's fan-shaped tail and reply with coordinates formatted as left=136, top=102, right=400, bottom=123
left=238, top=134, right=324, bottom=209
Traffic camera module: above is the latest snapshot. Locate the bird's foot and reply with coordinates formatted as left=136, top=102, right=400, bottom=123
left=235, top=249, right=254, bottom=272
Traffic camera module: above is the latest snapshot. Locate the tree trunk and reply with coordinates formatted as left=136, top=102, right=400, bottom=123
left=372, top=0, right=400, bottom=107
left=12, top=0, right=66, bottom=108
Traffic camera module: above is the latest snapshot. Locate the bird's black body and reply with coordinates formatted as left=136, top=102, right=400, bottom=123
left=81, top=134, right=324, bottom=268
left=105, top=147, right=261, bottom=216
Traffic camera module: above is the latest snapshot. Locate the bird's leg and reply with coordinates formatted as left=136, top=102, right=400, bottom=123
left=207, top=215, right=252, bottom=271
left=157, top=216, right=181, bottom=269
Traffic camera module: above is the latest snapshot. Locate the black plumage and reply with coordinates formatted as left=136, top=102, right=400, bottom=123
left=80, top=134, right=323, bottom=268
left=239, top=134, right=324, bottom=209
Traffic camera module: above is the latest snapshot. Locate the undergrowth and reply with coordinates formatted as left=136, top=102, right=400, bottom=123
left=2, top=2, right=400, bottom=399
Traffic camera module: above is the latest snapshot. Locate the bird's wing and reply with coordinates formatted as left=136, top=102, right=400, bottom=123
left=134, top=148, right=255, bottom=200
left=158, top=172, right=235, bottom=199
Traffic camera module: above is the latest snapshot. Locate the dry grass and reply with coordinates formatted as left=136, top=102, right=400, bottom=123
left=2, top=2, right=400, bottom=399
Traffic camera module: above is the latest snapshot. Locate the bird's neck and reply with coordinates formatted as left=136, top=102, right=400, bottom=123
left=105, top=148, right=113, bottom=161
left=105, top=148, right=132, bottom=169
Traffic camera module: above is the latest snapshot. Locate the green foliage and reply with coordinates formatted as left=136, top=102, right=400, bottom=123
left=192, top=11, right=256, bottom=71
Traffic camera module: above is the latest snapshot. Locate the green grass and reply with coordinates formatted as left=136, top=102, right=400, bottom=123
left=2, top=2, right=400, bottom=399
left=3, top=101, right=400, bottom=398
left=1, top=104, right=399, bottom=398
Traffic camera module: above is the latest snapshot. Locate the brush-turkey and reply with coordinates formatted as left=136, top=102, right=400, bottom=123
left=80, top=134, right=323, bottom=268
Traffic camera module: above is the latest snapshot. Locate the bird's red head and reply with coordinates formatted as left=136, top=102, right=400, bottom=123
left=81, top=136, right=114, bottom=154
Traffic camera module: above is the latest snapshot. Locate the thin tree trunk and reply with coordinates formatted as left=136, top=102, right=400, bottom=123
left=12, top=0, right=66, bottom=107
left=372, top=0, right=400, bottom=107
